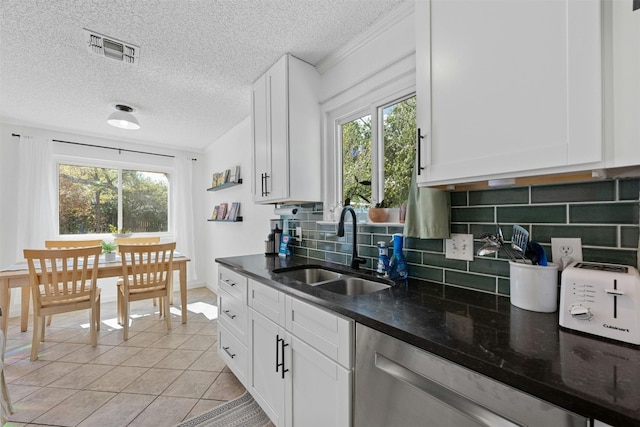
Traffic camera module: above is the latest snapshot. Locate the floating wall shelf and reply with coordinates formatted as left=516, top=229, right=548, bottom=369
left=207, top=178, right=242, bottom=192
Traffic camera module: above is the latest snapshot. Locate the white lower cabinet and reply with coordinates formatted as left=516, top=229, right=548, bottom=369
left=249, top=309, right=286, bottom=425
left=246, top=277, right=353, bottom=427
left=286, top=334, right=351, bottom=427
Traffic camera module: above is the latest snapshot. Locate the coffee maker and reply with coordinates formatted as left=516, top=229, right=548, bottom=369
left=265, top=219, right=283, bottom=254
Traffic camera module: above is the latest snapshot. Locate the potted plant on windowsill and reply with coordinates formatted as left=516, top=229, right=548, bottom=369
left=368, top=200, right=388, bottom=223
left=109, top=225, right=132, bottom=238
left=101, top=241, right=117, bottom=262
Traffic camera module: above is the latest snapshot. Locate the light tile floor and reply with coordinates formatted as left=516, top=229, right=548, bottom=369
left=3, top=287, right=247, bottom=427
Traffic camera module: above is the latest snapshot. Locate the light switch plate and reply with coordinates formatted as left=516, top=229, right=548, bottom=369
left=445, top=233, right=474, bottom=261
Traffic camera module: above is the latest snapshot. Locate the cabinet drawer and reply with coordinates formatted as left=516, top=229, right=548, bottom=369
left=218, top=288, right=247, bottom=344
left=249, top=278, right=286, bottom=326
left=286, top=297, right=353, bottom=368
left=218, top=323, right=248, bottom=388
left=218, top=266, right=247, bottom=302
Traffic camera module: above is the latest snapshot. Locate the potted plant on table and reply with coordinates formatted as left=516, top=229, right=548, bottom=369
left=101, top=241, right=117, bottom=262
left=109, top=224, right=132, bottom=238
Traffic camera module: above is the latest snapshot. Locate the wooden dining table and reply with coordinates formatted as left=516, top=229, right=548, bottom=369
left=0, top=256, right=190, bottom=334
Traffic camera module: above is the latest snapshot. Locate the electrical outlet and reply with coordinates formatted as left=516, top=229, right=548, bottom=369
left=551, top=238, right=583, bottom=271
left=445, top=233, right=474, bottom=261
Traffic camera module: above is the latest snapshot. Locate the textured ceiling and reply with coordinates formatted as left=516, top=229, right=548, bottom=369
left=0, top=0, right=405, bottom=152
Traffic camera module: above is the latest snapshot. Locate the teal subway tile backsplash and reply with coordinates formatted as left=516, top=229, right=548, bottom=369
left=497, top=205, right=566, bottom=223
left=569, top=202, right=639, bottom=224
left=451, top=207, right=495, bottom=223
left=622, top=226, right=639, bottom=248
left=450, top=191, right=468, bottom=206
left=531, top=181, right=615, bottom=203
left=619, top=179, right=640, bottom=200
left=469, top=187, right=529, bottom=206
left=531, top=225, right=617, bottom=246
left=283, top=178, right=639, bottom=299
left=445, top=271, right=496, bottom=293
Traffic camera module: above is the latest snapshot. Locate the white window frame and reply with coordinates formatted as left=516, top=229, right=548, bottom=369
left=324, top=83, right=416, bottom=221
left=54, top=155, right=173, bottom=239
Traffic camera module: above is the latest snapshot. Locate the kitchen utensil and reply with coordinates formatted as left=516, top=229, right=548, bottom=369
left=495, top=225, right=529, bottom=262
left=477, top=231, right=522, bottom=262
left=524, top=243, right=539, bottom=265
left=512, top=225, right=529, bottom=254
left=528, top=241, right=547, bottom=266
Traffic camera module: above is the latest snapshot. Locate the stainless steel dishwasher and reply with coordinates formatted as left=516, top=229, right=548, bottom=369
left=355, top=324, right=587, bottom=427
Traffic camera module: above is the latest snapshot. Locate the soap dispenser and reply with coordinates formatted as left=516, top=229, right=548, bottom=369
left=376, top=241, right=390, bottom=276
left=389, top=233, right=408, bottom=280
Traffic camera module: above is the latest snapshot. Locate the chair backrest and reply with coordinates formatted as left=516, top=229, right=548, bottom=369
left=115, top=237, right=160, bottom=255
left=45, top=239, right=103, bottom=249
left=115, top=237, right=160, bottom=246
left=119, top=242, right=176, bottom=294
left=23, top=246, right=101, bottom=307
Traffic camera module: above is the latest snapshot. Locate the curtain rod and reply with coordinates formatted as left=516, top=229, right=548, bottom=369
left=11, top=133, right=197, bottom=161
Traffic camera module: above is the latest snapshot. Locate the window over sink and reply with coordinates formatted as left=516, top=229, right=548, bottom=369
left=338, top=94, right=416, bottom=215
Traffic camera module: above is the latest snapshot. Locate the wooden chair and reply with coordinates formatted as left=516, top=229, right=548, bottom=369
left=45, top=239, right=102, bottom=249
left=114, top=237, right=165, bottom=306
left=43, top=240, right=102, bottom=326
left=23, top=246, right=102, bottom=361
left=117, top=242, right=175, bottom=340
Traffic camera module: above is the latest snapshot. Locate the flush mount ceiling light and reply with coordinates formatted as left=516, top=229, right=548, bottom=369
left=107, top=104, right=140, bottom=130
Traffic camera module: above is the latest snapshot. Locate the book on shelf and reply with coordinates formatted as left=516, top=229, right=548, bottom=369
left=216, top=203, right=228, bottom=220
left=211, top=205, right=219, bottom=219
left=226, top=202, right=240, bottom=221
left=223, top=169, right=230, bottom=183
left=228, top=165, right=240, bottom=184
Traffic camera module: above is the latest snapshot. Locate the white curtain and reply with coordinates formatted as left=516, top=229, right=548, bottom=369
left=173, top=155, right=197, bottom=281
left=15, top=136, right=56, bottom=260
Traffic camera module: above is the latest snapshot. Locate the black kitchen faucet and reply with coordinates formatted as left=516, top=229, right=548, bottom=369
left=337, top=205, right=366, bottom=270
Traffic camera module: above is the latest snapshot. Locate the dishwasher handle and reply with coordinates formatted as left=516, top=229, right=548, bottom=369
left=375, top=352, right=523, bottom=427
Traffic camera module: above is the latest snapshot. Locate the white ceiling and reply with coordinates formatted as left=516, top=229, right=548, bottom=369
left=0, top=0, right=405, bottom=152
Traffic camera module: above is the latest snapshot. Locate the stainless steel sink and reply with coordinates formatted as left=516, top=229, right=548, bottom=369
left=274, top=266, right=343, bottom=284
left=314, top=277, right=391, bottom=296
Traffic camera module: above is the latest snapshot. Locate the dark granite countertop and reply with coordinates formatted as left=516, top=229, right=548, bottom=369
left=216, top=254, right=640, bottom=426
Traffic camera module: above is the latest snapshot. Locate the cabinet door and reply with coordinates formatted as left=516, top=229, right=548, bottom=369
left=286, top=334, right=351, bottom=427
left=266, top=56, right=289, bottom=201
left=607, top=0, right=640, bottom=167
left=416, top=0, right=601, bottom=185
left=249, top=308, right=285, bottom=426
left=252, top=73, right=270, bottom=202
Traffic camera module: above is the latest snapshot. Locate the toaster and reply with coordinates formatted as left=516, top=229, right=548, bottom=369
left=559, top=261, right=640, bottom=345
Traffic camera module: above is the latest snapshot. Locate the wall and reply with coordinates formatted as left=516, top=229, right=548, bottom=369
left=203, top=118, right=275, bottom=292
left=285, top=178, right=640, bottom=296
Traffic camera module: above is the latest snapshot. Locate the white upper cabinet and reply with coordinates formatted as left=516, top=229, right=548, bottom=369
left=251, top=54, right=321, bottom=203
left=415, top=0, right=603, bottom=185
left=603, top=0, right=640, bottom=168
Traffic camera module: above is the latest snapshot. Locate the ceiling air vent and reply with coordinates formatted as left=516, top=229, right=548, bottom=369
left=84, top=29, right=139, bottom=65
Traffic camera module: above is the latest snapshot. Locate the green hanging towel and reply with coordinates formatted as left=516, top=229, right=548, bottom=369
left=403, top=170, right=451, bottom=239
